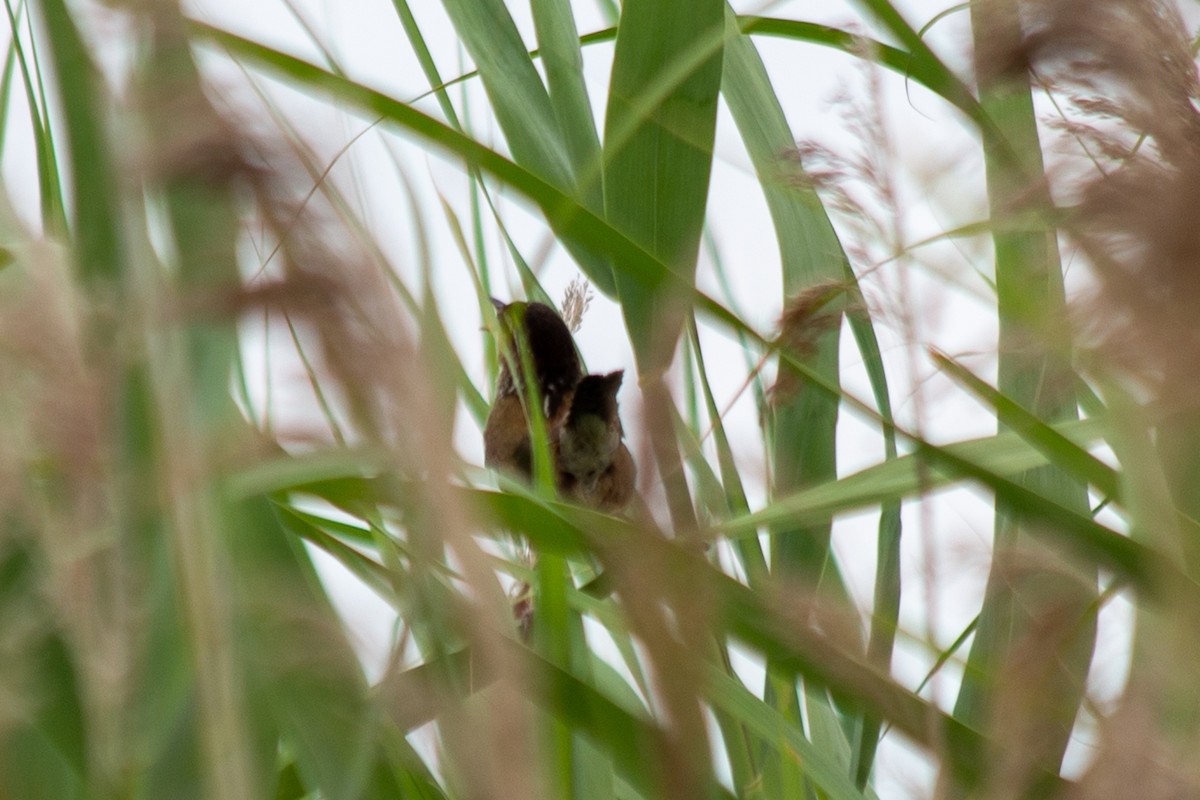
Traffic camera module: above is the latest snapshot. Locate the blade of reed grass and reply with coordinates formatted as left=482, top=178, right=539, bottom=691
left=592, top=0, right=617, bottom=25
left=602, top=0, right=721, bottom=371
left=680, top=327, right=702, bottom=435
left=6, top=0, right=66, bottom=234
left=371, top=727, right=450, bottom=799
left=480, top=191, right=556, bottom=307
left=803, top=687, right=856, bottom=781
left=601, top=0, right=723, bottom=544
left=274, top=760, right=305, bottom=800
left=724, top=417, right=1103, bottom=536
left=437, top=0, right=570, bottom=188
left=720, top=4, right=847, bottom=550
left=533, top=551, right=578, bottom=799
left=669, top=400, right=761, bottom=795
left=833, top=1, right=1002, bottom=145
left=720, top=10, right=848, bottom=789
left=705, top=665, right=871, bottom=800
left=530, top=0, right=603, bottom=212
left=390, top=0, right=461, bottom=126
left=909, top=442, right=1149, bottom=591
left=36, top=0, right=120, bottom=283
left=739, top=15, right=988, bottom=134
left=843, top=292, right=902, bottom=788
left=688, top=319, right=768, bottom=580
left=187, top=25, right=801, bottom=345
left=437, top=0, right=614, bottom=293
left=462, top=490, right=1068, bottom=795
left=683, top=320, right=766, bottom=795
left=231, top=497, right=377, bottom=800
left=276, top=506, right=394, bottom=601
left=0, top=540, right=88, bottom=799
left=414, top=12, right=1002, bottom=153
left=602, top=6, right=724, bottom=792
left=933, top=350, right=1118, bottom=500
left=947, top=3, right=1096, bottom=794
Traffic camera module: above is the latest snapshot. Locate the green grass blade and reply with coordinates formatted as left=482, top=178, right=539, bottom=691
left=438, top=0, right=614, bottom=294
left=706, top=664, right=869, bottom=800
left=842, top=293, right=902, bottom=787
left=933, top=349, right=1119, bottom=500
left=723, top=418, right=1105, bottom=537
left=422, top=15, right=995, bottom=144
left=688, top=317, right=770, bottom=591
left=439, top=0, right=570, bottom=188
left=195, top=24, right=697, bottom=303
left=0, top=541, right=88, bottom=799
left=603, top=0, right=723, bottom=371
left=466, top=490, right=1066, bottom=795
left=391, top=0, right=461, bottom=126
left=530, top=0, right=603, bottom=212
left=720, top=3, right=846, bottom=567
left=910, top=441, right=1154, bottom=589
left=275, top=505, right=395, bottom=603
left=36, top=0, right=120, bottom=281
left=478, top=188, right=556, bottom=307
left=532, top=552, right=576, bottom=799
left=721, top=13, right=847, bottom=786
left=0, top=33, right=15, bottom=151
left=739, top=15, right=987, bottom=133
left=949, top=3, right=1096, bottom=793
left=4, top=0, right=65, bottom=233
left=232, top=497, right=376, bottom=800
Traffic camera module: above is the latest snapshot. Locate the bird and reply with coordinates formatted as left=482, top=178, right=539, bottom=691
left=483, top=298, right=582, bottom=480
left=555, top=370, right=636, bottom=513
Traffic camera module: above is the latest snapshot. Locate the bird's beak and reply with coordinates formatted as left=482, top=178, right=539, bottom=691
left=490, top=297, right=507, bottom=312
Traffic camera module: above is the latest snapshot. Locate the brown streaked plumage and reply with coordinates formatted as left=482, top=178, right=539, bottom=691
left=585, top=441, right=636, bottom=513
left=483, top=299, right=582, bottom=480
left=556, top=371, right=636, bottom=512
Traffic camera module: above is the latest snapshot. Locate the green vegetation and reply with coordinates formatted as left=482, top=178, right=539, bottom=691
left=1, top=0, right=1198, bottom=798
